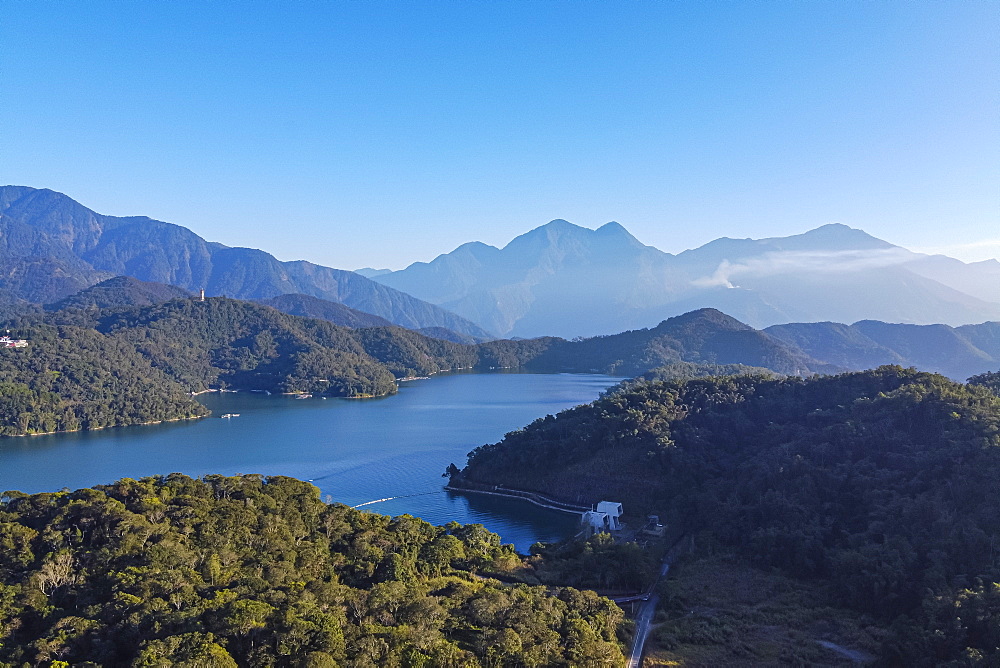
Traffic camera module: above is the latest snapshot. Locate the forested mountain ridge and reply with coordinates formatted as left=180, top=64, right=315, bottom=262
left=43, top=275, right=1000, bottom=381
left=0, top=323, right=208, bottom=436
left=0, top=474, right=626, bottom=666
left=374, top=219, right=1000, bottom=337
left=766, top=318, right=1000, bottom=381
left=45, top=275, right=193, bottom=311
left=0, top=298, right=477, bottom=435
left=970, top=370, right=1000, bottom=396
left=0, top=300, right=831, bottom=437
left=0, top=186, right=491, bottom=338
left=502, top=307, right=835, bottom=377
left=453, top=367, right=1000, bottom=664
left=255, top=293, right=395, bottom=329
left=31, top=301, right=834, bottom=388
left=26, top=297, right=479, bottom=397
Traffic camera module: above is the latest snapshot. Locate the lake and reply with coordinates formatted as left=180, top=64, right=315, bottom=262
left=0, top=372, right=621, bottom=552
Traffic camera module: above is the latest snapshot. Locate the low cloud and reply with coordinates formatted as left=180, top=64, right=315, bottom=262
left=691, top=247, right=917, bottom=288
left=913, top=239, right=1000, bottom=264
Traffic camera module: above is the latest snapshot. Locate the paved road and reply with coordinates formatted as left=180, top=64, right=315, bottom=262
left=627, top=592, right=660, bottom=668
left=626, top=561, right=670, bottom=668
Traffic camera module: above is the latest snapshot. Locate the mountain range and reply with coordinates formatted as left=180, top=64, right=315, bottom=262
left=4, top=186, right=999, bottom=348
left=0, top=186, right=491, bottom=338
left=44, top=274, right=1000, bottom=382
left=765, top=319, right=1000, bottom=382
left=372, top=219, right=1000, bottom=338
left=1, top=267, right=997, bottom=440
left=0, top=294, right=836, bottom=437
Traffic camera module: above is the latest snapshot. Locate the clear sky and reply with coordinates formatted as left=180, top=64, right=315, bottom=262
left=1, top=1, right=997, bottom=269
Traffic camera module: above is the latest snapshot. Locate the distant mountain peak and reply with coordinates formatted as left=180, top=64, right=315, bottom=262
left=594, top=221, right=647, bottom=247
left=656, top=307, right=752, bottom=330
left=453, top=240, right=500, bottom=255
left=812, top=222, right=854, bottom=232
left=772, top=223, right=896, bottom=251
left=506, top=219, right=650, bottom=251
left=352, top=267, right=392, bottom=278
left=543, top=218, right=576, bottom=229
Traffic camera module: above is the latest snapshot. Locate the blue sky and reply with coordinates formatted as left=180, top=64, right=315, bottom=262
left=2, top=1, right=996, bottom=269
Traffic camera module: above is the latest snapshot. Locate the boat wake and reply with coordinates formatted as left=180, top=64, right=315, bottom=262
left=353, top=490, right=440, bottom=508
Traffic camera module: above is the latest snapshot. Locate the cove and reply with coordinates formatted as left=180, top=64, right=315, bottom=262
left=0, top=372, right=621, bottom=552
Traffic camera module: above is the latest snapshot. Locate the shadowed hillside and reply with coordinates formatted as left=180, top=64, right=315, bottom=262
left=454, top=367, right=1000, bottom=665
left=0, top=186, right=492, bottom=338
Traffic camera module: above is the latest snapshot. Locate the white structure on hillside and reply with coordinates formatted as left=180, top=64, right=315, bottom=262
left=0, top=335, right=27, bottom=349
left=596, top=501, right=623, bottom=529
left=580, top=500, right=623, bottom=536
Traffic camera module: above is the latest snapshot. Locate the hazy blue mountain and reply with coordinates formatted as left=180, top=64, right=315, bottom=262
left=46, top=276, right=192, bottom=311
left=904, top=255, right=1000, bottom=304
left=956, top=321, right=1000, bottom=360
left=375, top=220, right=687, bottom=337
left=765, top=320, right=1000, bottom=380
left=374, top=220, right=1000, bottom=337
left=257, top=293, right=394, bottom=328
left=0, top=186, right=491, bottom=338
left=353, top=267, right=393, bottom=278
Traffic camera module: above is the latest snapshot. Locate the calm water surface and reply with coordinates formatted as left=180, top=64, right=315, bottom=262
left=0, top=372, right=621, bottom=551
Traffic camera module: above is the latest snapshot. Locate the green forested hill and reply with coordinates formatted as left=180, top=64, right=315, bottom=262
left=22, top=297, right=480, bottom=398
left=0, top=474, right=625, bottom=666
left=0, top=298, right=479, bottom=435
left=455, top=367, right=1000, bottom=664
left=507, top=308, right=833, bottom=376
left=0, top=324, right=207, bottom=436
left=0, top=300, right=834, bottom=437
left=45, top=276, right=193, bottom=311
left=970, top=369, right=1000, bottom=396
left=630, top=361, right=778, bottom=383
left=256, top=293, right=395, bottom=329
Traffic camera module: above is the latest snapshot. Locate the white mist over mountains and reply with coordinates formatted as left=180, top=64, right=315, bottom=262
left=371, top=221, right=1000, bottom=339
left=690, top=248, right=920, bottom=289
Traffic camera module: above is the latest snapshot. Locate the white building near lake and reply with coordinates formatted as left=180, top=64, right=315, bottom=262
left=581, top=500, right=623, bottom=535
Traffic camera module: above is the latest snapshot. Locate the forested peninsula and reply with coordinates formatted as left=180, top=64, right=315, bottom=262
left=0, top=474, right=626, bottom=665
left=0, top=294, right=830, bottom=437
left=453, top=366, right=1000, bottom=664
left=0, top=296, right=487, bottom=436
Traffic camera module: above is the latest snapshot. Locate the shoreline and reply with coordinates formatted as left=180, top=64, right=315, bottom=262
left=445, top=483, right=591, bottom=515
left=16, top=413, right=208, bottom=439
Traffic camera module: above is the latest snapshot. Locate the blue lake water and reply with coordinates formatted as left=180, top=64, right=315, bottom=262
left=0, top=372, right=621, bottom=552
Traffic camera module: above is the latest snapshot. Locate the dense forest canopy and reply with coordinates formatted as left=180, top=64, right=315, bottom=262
left=629, top=361, right=778, bottom=384
left=0, top=474, right=625, bottom=666
left=969, top=369, right=1000, bottom=396
left=44, top=276, right=192, bottom=312
left=0, top=298, right=484, bottom=435
left=0, top=323, right=207, bottom=436
left=455, top=367, right=1000, bottom=664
